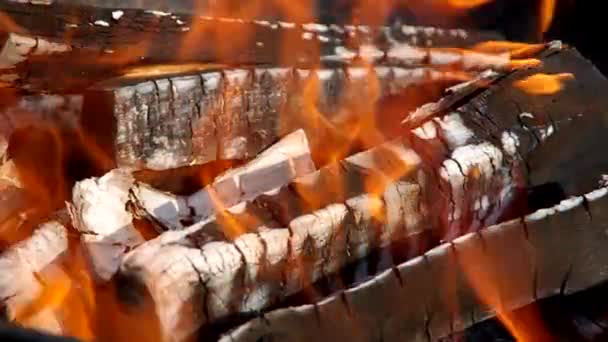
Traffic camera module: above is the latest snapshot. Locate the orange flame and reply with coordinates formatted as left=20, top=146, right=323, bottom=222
left=540, top=0, right=557, bottom=33
left=513, top=73, right=574, bottom=95
left=445, top=0, right=493, bottom=9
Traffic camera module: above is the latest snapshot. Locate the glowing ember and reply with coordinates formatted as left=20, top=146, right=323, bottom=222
left=514, top=73, right=574, bottom=95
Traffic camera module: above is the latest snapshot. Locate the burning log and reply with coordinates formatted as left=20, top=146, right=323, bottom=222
left=0, top=1, right=503, bottom=90
left=68, top=169, right=144, bottom=282
left=70, top=129, right=315, bottom=281
left=221, top=41, right=608, bottom=340
left=0, top=220, right=69, bottom=335
left=82, top=65, right=484, bottom=170
left=131, top=129, right=316, bottom=231
left=115, top=42, right=608, bottom=341
left=223, top=185, right=608, bottom=342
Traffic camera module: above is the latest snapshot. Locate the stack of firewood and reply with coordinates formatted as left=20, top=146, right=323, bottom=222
left=3, top=2, right=608, bottom=342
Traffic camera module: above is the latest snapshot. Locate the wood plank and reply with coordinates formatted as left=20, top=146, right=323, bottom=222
left=223, top=186, right=608, bottom=342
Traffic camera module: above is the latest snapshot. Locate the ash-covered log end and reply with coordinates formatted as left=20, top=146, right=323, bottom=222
left=70, top=169, right=144, bottom=281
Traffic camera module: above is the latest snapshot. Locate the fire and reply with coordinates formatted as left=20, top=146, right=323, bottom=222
left=0, top=0, right=566, bottom=340
left=513, top=73, right=574, bottom=95
left=472, top=41, right=546, bottom=57
left=540, top=0, right=557, bottom=33
left=445, top=0, right=493, bottom=9
left=13, top=246, right=96, bottom=341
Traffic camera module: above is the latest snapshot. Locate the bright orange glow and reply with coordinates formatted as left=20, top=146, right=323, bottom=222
left=13, top=270, right=71, bottom=326
left=472, top=41, right=546, bottom=57
left=445, top=0, right=493, bottom=9
left=207, top=188, right=247, bottom=239
left=540, top=0, right=556, bottom=33
left=457, top=237, right=554, bottom=342
left=513, top=73, right=574, bottom=95
left=119, top=63, right=226, bottom=80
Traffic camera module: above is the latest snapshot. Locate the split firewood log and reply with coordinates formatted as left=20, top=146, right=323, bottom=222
left=0, top=220, right=69, bottom=336
left=68, top=169, right=144, bottom=282
left=130, top=129, right=316, bottom=231
left=116, top=42, right=608, bottom=341
left=82, top=62, right=520, bottom=170
left=0, top=0, right=503, bottom=90
left=69, top=129, right=315, bottom=281
left=223, top=185, right=608, bottom=342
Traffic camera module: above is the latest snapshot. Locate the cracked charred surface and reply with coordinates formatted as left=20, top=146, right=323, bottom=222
left=83, top=65, right=484, bottom=170
left=0, top=1, right=502, bottom=91
left=225, top=186, right=608, bottom=342
left=222, top=44, right=608, bottom=341
left=110, top=42, right=591, bottom=342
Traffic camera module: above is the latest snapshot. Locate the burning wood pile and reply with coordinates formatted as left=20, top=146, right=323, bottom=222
left=2, top=1, right=608, bottom=341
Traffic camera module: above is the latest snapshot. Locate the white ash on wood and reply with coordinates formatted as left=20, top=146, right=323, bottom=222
left=82, top=65, right=477, bottom=170
left=224, top=185, right=608, bottom=342
left=0, top=0, right=502, bottom=90
left=115, top=104, right=523, bottom=340
left=0, top=220, right=68, bottom=336
left=68, top=169, right=144, bottom=281
left=131, top=129, right=316, bottom=231
left=115, top=42, right=608, bottom=341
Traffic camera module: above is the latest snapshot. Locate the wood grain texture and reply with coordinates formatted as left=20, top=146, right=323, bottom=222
left=223, top=186, right=608, bottom=342
left=113, top=61, right=561, bottom=339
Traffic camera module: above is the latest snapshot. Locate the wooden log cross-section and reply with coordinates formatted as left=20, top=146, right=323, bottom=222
left=112, top=41, right=608, bottom=341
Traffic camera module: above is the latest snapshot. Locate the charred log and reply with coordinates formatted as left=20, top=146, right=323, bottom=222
left=131, top=129, right=316, bottom=231
left=82, top=65, right=485, bottom=170
left=224, top=185, right=608, bottom=342
left=221, top=42, right=608, bottom=341
left=114, top=42, right=608, bottom=341
left=0, top=1, right=503, bottom=91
